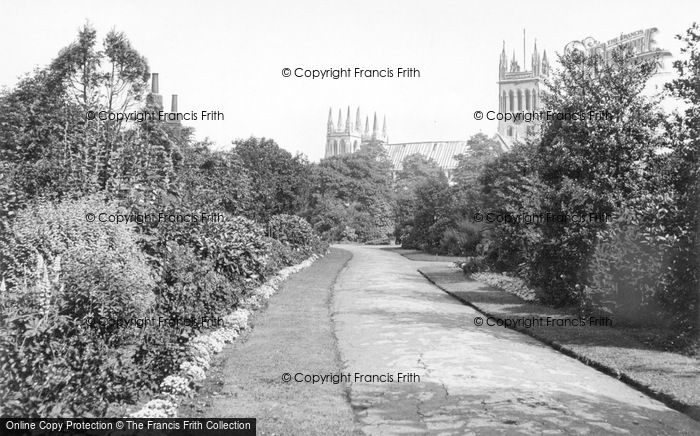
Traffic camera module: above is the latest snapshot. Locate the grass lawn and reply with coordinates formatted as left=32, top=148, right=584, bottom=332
left=181, top=248, right=361, bottom=435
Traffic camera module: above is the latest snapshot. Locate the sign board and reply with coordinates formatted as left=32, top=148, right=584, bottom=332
left=565, top=28, right=671, bottom=67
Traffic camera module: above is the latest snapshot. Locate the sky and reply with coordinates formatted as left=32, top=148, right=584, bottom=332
left=1, top=0, right=699, bottom=161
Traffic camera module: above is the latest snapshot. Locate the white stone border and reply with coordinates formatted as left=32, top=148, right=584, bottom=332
left=126, top=254, right=321, bottom=418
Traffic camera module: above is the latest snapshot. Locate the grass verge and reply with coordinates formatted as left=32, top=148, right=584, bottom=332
left=181, top=248, right=360, bottom=435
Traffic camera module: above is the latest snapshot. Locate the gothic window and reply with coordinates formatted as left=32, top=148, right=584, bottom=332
left=517, top=89, right=523, bottom=111
left=340, top=139, right=347, bottom=154
left=333, top=140, right=338, bottom=155
left=353, top=140, right=358, bottom=152
left=502, top=91, right=506, bottom=112
left=532, top=90, right=537, bottom=110
left=509, top=90, right=514, bottom=111
left=525, top=89, right=531, bottom=111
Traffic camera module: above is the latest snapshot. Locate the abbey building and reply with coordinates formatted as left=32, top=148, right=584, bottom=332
left=325, top=106, right=471, bottom=180
left=324, top=35, right=547, bottom=176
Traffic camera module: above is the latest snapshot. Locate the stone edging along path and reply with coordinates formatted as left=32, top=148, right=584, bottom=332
left=125, top=254, right=322, bottom=418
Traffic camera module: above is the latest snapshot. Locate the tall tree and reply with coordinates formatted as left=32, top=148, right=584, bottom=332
left=531, top=45, right=663, bottom=305
left=308, top=143, right=394, bottom=242
left=662, top=23, right=700, bottom=336
left=233, top=137, right=311, bottom=221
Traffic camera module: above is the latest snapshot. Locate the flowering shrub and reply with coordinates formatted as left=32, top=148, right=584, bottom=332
left=4, top=197, right=156, bottom=343
left=2, top=197, right=323, bottom=417
left=223, top=308, right=250, bottom=331
left=129, top=399, right=177, bottom=418
left=191, top=335, right=224, bottom=355
left=210, top=328, right=238, bottom=344
left=127, top=252, right=320, bottom=418
left=471, top=271, right=537, bottom=302
left=0, top=256, right=141, bottom=417
left=159, top=375, right=191, bottom=396
left=180, top=362, right=206, bottom=382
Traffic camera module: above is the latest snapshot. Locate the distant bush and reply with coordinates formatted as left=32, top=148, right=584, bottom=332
left=268, top=214, right=318, bottom=248
left=439, top=219, right=484, bottom=256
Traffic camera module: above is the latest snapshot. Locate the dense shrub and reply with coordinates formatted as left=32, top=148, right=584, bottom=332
left=584, top=202, right=671, bottom=324
left=439, top=219, right=484, bottom=256
left=264, top=237, right=308, bottom=269
left=152, top=211, right=269, bottom=289
left=5, top=197, right=156, bottom=342
left=157, top=243, right=241, bottom=321
left=268, top=214, right=318, bottom=248
left=0, top=256, right=142, bottom=417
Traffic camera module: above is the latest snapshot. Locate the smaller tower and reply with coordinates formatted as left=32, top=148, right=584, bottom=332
left=372, top=112, right=378, bottom=140
left=510, top=50, right=520, bottom=72
left=382, top=115, right=388, bottom=143
left=531, top=39, right=541, bottom=76
left=345, top=106, right=351, bottom=132
left=327, top=107, right=333, bottom=133
left=542, top=50, right=550, bottom=76
left=499, top=41, right=508, bottom=79
left=325, top=106, right=364, bottom=157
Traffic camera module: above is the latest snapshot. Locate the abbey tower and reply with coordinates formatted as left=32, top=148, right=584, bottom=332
left=496, top=34, right=550, bottom=148
left=325, top=106, right=387, bottom=158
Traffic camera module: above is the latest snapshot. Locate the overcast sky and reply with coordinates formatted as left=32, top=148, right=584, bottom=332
left=1, top=0, right=698, bottom=161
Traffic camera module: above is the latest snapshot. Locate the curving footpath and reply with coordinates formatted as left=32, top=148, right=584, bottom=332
left=332, top=245, right=700, bottom=435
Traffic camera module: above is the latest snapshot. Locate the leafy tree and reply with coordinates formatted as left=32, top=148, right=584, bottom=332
left=175, top=139, right=252, bottom=216
left=393, top=154, right=446, bottom=243
left=660, top=23, right=700, bottom=337
left=0, top=24, right=157, bottom=203
left=403, top=176, right=452, bottom=251
left=50, top=24, right=150, bottom=190
left=451, top=133, right=501, bottom=188
left=307, top=143, right=394, bottom=242
left=530, top=45, right=663, bottom=306
left=479, top=141, right=546, bottom=270
left=233, top=137, right=311, bottom=221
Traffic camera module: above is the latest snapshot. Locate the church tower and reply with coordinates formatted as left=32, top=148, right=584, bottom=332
left=325, top=107, right=387, bottom=157
left=496, top=31, right=549, bottom=150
